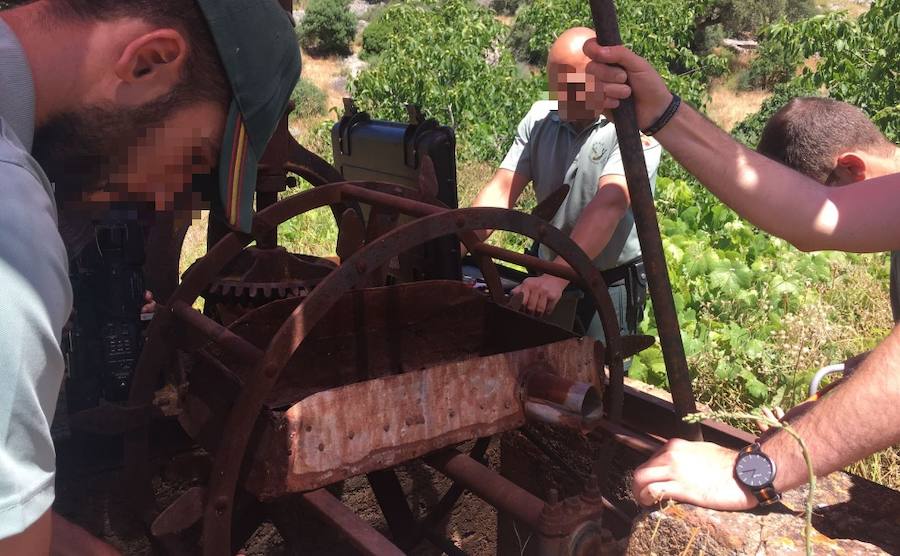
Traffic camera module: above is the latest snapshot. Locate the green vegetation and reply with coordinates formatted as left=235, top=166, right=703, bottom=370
left=351, top=0, right=542, bottom=162
left=764, top=0, right=900, bottom=141
left=298, top=0, right=358, bottom=56
left=695, top=0, right=817, bottom=42
left=738, top=34, right=803, bottom=90
left=508, top=0, right=727, bottom=107
left=290, top=78, right=327, bottom=119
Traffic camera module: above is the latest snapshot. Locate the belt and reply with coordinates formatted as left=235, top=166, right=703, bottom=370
left=600, top=258, right=641, bottom=285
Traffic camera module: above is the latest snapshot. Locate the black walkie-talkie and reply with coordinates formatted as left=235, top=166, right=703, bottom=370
left=64, top=220, right=147, bottom=413
left=94, top=222, right=146, bottom=401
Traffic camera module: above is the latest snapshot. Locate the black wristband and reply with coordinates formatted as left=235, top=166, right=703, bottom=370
left=641, top=94, right=681, bottom=136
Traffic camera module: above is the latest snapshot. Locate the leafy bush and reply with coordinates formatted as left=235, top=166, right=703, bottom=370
left=696, top=0, right=817, bottom=39
left=350, top=0, right=542, bottom=162
left=290, top=78, right=327, bottom=119
left=631, top=174, right=872, bottom=411
left=298, top=0, right=357, bottom=56
left=508, top=0, right=727, bottom=108
left=764, top=0, right=900, bottom=141
left=738, top=33, right=804, bottom=90
left=360, top=6, right=402, bottom=59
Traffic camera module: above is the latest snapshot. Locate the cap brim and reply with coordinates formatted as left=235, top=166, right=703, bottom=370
left=219, top=101, right=258, bottom=234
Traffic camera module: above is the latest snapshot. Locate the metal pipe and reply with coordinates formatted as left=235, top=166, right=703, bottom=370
left=425, top=449, right=545, bottom=530
left=588, top=0, right=701, bottom=440
left=300, top=489, right=405, bottom=556
left=595, top=418, right=664, bottom=455
left=471, top=242, right=582, bottom=283
left=524, top=401, right=589, bottom=429
left=170, top=301, right=263, bottom=366
left=525, top=371, right=602, bottom=418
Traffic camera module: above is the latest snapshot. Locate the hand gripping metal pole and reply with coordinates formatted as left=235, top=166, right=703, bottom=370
left=587, top=0, right=702, bottom=440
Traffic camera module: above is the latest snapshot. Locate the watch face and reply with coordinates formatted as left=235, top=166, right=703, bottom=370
left=736, top=453, right=774, bottom=487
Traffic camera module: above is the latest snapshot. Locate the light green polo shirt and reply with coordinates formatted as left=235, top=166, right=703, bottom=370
left=0, top=17, right=72, bottom=538
left=500, top=100, right=662, bottom=270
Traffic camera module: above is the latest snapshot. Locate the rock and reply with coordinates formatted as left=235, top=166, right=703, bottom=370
left=343, top=53, right=369, bottom=80
left=627, top=472, right=900, bottom=555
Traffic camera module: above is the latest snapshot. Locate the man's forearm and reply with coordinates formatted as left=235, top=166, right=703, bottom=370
left=566, top=197, right=625, bottom=269
left=765, top=325, right=900, bottom=492
left=655, top=105, right=900, bottom=253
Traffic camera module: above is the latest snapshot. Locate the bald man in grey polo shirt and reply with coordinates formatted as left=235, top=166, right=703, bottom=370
left=471, top=27, right=661, bottom=341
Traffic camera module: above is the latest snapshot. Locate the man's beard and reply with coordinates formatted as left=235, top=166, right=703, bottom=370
left=31, top=97, right=182, bottom=205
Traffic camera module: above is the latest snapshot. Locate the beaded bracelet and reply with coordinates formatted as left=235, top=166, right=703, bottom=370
left=641, top=94, right=681, bottom=136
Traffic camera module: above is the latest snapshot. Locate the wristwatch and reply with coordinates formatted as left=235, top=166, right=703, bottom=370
left=734, top=443, right=781, bottom=506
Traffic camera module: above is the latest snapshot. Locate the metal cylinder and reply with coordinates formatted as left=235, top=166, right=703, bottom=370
left=425, top=449, right=545, bottom=529
left=525, top=371, right=602, bottom=418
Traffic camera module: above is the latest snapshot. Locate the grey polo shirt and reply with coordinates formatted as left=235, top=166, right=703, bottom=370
left=0, top=18, right=72, bottom=538
left=500, top=100, right=662, bottom=270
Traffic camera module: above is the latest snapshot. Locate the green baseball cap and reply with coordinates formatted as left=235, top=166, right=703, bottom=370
left=196, top=0, right=301, bottom=233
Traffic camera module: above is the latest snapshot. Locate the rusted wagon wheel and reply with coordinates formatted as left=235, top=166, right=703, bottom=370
left=125, top=182, right=627, bottom=555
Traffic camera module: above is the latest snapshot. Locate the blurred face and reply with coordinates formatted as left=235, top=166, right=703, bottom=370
left=33, top=99, right=225, bottom=213
left=548, top=62, right=601, bottom=124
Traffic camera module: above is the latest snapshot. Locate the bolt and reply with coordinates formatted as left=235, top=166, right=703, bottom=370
left=306, top=425, right=312, bottom=432
left=348, top=431, right=354, bottom=439
left=214, top=496, right=229, bottom=515
left=405, top=417, right=413, bottom=426
left=318, top=443, right=325, bottom=452
left=383, top=423, right=390, bottom=432
left=448, top=410, right=455, bottom=418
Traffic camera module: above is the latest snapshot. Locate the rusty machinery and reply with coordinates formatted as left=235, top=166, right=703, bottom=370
left=61, top=1, right=765, bottom=554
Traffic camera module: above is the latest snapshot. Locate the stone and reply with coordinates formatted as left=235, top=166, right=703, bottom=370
left=627, top=472, right=900, bottom=555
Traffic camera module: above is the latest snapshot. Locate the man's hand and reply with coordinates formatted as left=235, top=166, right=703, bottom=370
left=511, top=275, right=569, bottom=317
left=141, top=290, right=156, bottom=319
left=582, top=43, right=673, bottom=131
left=632, top=439, right=757, bottom=510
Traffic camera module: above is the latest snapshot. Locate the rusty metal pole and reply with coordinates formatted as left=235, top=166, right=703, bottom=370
left=587, top=0, right=702, bottom=440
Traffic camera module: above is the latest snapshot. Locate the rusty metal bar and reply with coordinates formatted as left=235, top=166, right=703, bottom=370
left=170, top=301, right=263, bottom=366
left=342, top=183, right=446, bottom=217
left=470, top=242, right=583, bottom=283
left=588, top=0, right=701, bottom=440
left=525, top=372, right=601, bottom=418
left=300, top=489, right=405, bottom=556
left=595, top=418, right=663, bottom=455
left=425, top=449, right=545, bottom=530
left=366, top=469, right=418, bottom=549
left=619, top=383, right=754, bottom=449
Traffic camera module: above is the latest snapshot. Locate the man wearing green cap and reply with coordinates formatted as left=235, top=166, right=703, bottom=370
left=0, top=0, right=299, bottom=551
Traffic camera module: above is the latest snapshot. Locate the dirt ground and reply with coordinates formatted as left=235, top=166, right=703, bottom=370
left=54, top=433, right=503, bottom=555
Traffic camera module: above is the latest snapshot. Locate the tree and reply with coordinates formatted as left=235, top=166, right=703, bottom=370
left=765, top=0, right=899, bottom=141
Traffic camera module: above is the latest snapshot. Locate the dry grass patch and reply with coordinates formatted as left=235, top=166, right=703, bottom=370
left=706, top=79, right=771, bottom=132
left=300, top=48, right=348, bottom=111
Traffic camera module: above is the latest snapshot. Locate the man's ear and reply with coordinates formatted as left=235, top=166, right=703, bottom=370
left=835, top=152, right=868, bottom=182
left=114, top=29, right=187, bottom=105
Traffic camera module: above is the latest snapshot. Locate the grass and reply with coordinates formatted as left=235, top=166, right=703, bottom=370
left=706, top=76, right=771, bottom=131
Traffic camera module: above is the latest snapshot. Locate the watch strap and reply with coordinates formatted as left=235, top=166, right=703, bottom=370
left=754, top=485, right=782, bottom=506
